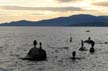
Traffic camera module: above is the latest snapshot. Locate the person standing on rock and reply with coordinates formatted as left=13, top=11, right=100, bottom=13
left=22, top=40, right=38, bottom=61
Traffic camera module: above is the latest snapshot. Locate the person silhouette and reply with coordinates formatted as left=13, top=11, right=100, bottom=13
left=25, top=40, right=38, bottom=60
left=39, top=42, right=42, bottom=49
left=72, top=51, right=76, bottom=59
left=38, top=42, right=47, bottom=61
left=70, top=37, right=72, bottom=42
left=33, top=40, right=37, bottom=47
left=88, top=37, right=91, bottom=40
left=21, top=40, right=47, bottom=61
left=79, top=40, right=86, bottom=51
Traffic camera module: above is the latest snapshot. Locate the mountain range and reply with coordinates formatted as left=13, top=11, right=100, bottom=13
left=0, top=14, right=108, bottom=26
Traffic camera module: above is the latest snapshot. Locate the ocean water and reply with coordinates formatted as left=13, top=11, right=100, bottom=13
left=0, top=27, right=107, bottom=71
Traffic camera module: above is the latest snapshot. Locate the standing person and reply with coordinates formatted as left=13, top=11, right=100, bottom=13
left=22, top=40, right=39, bottom=61
left=38, top=42, right=47, bottom=61
left=39, top=42, right=42, bottom=49
left=72, top=51, right=76, bottom=59
left=33, top=40, right=37, bottom=48
left=21, top=40, right=47, bottom=61
left=70, top=36, right=72, bottom=42
left=27, top=40, right=38, bottom=56
left=79, top=40, right=85, bottom=51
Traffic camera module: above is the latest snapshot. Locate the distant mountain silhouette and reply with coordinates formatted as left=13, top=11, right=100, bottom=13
left=0, top=14, right=108, bottom=26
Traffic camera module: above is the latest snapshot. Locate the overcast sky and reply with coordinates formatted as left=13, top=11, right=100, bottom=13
left=0, top=0, right=108, bottom=23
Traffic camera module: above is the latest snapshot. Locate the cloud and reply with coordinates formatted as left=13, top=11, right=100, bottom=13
left=1, top=6, right=82, bottom=12
left=57, top=0, right=72, bottom=2
left=93, top=1, right=108, bottom=7
left=56, top=0, right=84, bottom=3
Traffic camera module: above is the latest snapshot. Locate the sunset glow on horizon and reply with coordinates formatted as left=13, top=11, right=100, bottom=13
left=0, top=0, right=108, bottom=23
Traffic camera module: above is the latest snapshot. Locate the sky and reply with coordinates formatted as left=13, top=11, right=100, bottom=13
left=0, top=0, right=108, bottom=23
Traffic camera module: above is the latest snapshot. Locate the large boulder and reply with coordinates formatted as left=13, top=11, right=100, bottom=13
left=25, top=47, right=47, bottom=61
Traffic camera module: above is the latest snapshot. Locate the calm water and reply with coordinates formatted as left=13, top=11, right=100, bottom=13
left=0, top=27, right=107, bottom=71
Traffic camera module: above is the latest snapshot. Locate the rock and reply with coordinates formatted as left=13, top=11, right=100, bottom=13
left=90, top=47, right=95, bottom=53
left=85, top=30, right=90, bottom=32
left=79, top=47, right=87, bottom=51
left=22, top=47, right=47, bottom=61
left=105, top=41, right=108, bottom=44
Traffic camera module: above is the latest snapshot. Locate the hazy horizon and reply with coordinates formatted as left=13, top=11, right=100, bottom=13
left=0, top=0, right=108, bottom=23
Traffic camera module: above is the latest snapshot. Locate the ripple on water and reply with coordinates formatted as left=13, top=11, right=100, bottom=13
left=0, top=68, right=9, bottom=71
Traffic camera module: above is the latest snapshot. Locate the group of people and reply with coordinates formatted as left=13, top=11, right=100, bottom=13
left=72, top=37, right=95, bottom=59
left=21, top=40, right=47, bottom=61
left=21, top=37, right=95, bottom=61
